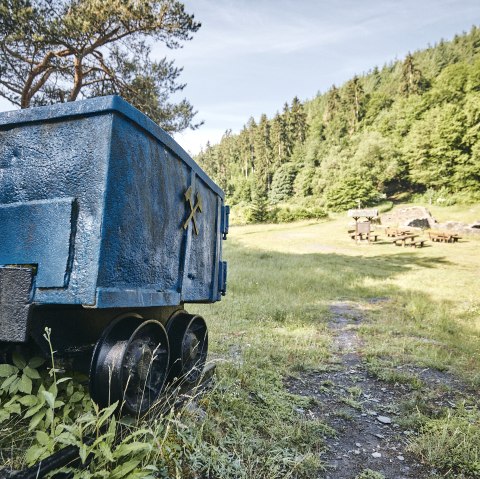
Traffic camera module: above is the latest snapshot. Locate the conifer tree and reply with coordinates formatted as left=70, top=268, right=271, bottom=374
left=289, top=96, right=308, bottom=144
left=254, top=114, right=273, bottom=193
left=343, top=76, right=365, bottom=134
left=270, top=112, right=288, bottom=166
left=323, top=85, right=340, bottom=122
left=399, top=53, right=429, bottom=96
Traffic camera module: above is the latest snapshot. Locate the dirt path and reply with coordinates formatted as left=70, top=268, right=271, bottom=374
left=287, top=301, right=441, bottom=479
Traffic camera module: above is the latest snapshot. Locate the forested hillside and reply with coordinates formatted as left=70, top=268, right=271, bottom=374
left=196, top=27, right=480, bottom=222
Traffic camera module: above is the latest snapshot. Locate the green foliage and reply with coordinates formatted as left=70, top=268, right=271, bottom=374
left=268, top=163, right=297, bottom=203
left=0, top=0, right=200, bottom=132
left=324, top=175, right=379, bottom=211
left=197, top=27, right=480, bottom=218
left=247, top=189, right=269, bottom=223
left=271, top=205, right=328, bottom=223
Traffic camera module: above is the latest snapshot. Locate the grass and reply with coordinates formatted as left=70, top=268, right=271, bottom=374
left=1, top=203, right=480, bottom=477
left=226, top=213, right=480, bottom=382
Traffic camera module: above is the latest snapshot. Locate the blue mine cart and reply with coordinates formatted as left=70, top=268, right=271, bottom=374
left=0, top=96, right=229, bottom=414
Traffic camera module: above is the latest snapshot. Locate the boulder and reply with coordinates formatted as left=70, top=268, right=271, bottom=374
left=381, top=207, right=437, bottom=229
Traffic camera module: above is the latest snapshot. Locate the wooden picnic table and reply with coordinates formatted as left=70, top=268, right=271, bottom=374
left=428, top=231, right=461, bottom=243
left=348, top=230, right=379, bottom=242
left=393, top=235, right=427, bottom=248
left=386, top=227, right=412, bottom=237
left=393, top=234, right=419, bottom=247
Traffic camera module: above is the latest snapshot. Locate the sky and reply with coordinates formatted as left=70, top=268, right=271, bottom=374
left=0, top=0, right=479, bottom=155
left=169, top=0, right=480, bottom=155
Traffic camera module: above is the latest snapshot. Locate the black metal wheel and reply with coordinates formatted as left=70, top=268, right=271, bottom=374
left=166, top=311, right=208, bottom=384
left=89, top=315, right=169, bottom=415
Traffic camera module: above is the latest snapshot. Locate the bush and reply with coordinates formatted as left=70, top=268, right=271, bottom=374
left=271, top=206, right=328, bottom=223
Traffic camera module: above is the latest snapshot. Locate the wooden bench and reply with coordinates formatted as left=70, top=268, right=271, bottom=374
left=411, top=240, right=426, bottom=248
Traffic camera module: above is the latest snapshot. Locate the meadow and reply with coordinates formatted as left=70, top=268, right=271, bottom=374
left=1, top=204, right=479, bottom=478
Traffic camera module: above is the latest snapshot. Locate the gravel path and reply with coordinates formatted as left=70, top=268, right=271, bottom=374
left=287, top=301, right=443, bottom=479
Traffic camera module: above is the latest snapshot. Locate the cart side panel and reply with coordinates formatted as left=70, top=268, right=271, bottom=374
left=96, top=113, right=225, bottom=307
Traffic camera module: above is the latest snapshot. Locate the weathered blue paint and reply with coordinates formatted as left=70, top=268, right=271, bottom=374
left=0, top=96, right=227, bottom=313
left=0, top=198, right=74, bottom=287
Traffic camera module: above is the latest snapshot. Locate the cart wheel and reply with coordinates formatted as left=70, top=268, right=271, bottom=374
left=166, top=311, right=208, bottom=384
left=89, top=316, right=169, bottom=415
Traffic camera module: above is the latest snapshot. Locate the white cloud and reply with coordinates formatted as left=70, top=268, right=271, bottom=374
left=174, top=127, right=226, bottom=156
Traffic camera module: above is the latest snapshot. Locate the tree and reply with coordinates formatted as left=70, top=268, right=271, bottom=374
left=253, top=114, right=273, bottom=193
left=0, top=0, right=200, bottom=133
left=269, top=163, right=296, bottom=203
left=270, top=112, right=288, bottom=166
left=343, top=76, right=366, bottom=134
left=289, top=96, right=307, bottom=144
left=399, top=53, right=428, bottom=96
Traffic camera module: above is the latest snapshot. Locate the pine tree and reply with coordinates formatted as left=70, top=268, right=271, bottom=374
left=343, top=76, right=365, bottom=134
left=399, top=53, right=429, bottom=96
left=270, top=112, right=288, bottom=166
left=254, top=114, right=273, bottom=193
left=289, top=96, right=308, bottom=144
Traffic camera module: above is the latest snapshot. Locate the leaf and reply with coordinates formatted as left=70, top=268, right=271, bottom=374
left=107, top=415, right=117, bottom=440
left=28, top=357, right=46, bottom=369
left=48, top=382, right=58, bottom=395
left=0, top=410, right=10, bottom=423
left=76, top=411, right=96, bottom=425
left=23, top=366, right=41, bottom=379
left=28, top=410, right=45, bottom=430
left=36, top=430, right=51, bottom=446
left=110, top=459, right=141, bottom=479
left=41, top=390, right=55, bottom=409
left=25, top=444, right=48, bottom=466
left=5, top=402, right=21, bottom=415
left=78, top=443, right=88, bottom=464
left=98, top=441, right=114, bottom=462
left=70, top=391, right=84, bottom=403
left=8, top=377, right=20, bottom=394
left=45, top=408, right=54, bottom=429
left=97, top=401, right=118, bottom=429
left=23, top=399, right=45, bottom=419
left=12, top=351, right=27, bottom=369
left=18, top=374, right=33, bottom=394
left=113, top=442, right=152, bottom=459
left=0, top=364, right=19, bottom=377
left=56, top=377, right=71, bottom=385
left=18, top=395, right=38, bottom=407
left=56, top=431, right=78, bottom=446
left=1, top=374, right=18, bottom=391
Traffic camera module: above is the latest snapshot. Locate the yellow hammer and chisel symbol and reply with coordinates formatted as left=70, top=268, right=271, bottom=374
left=183, top=186, right=203, bottom=235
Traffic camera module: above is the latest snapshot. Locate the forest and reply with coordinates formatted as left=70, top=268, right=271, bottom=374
left=196, top=26, right=480, bottom=222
